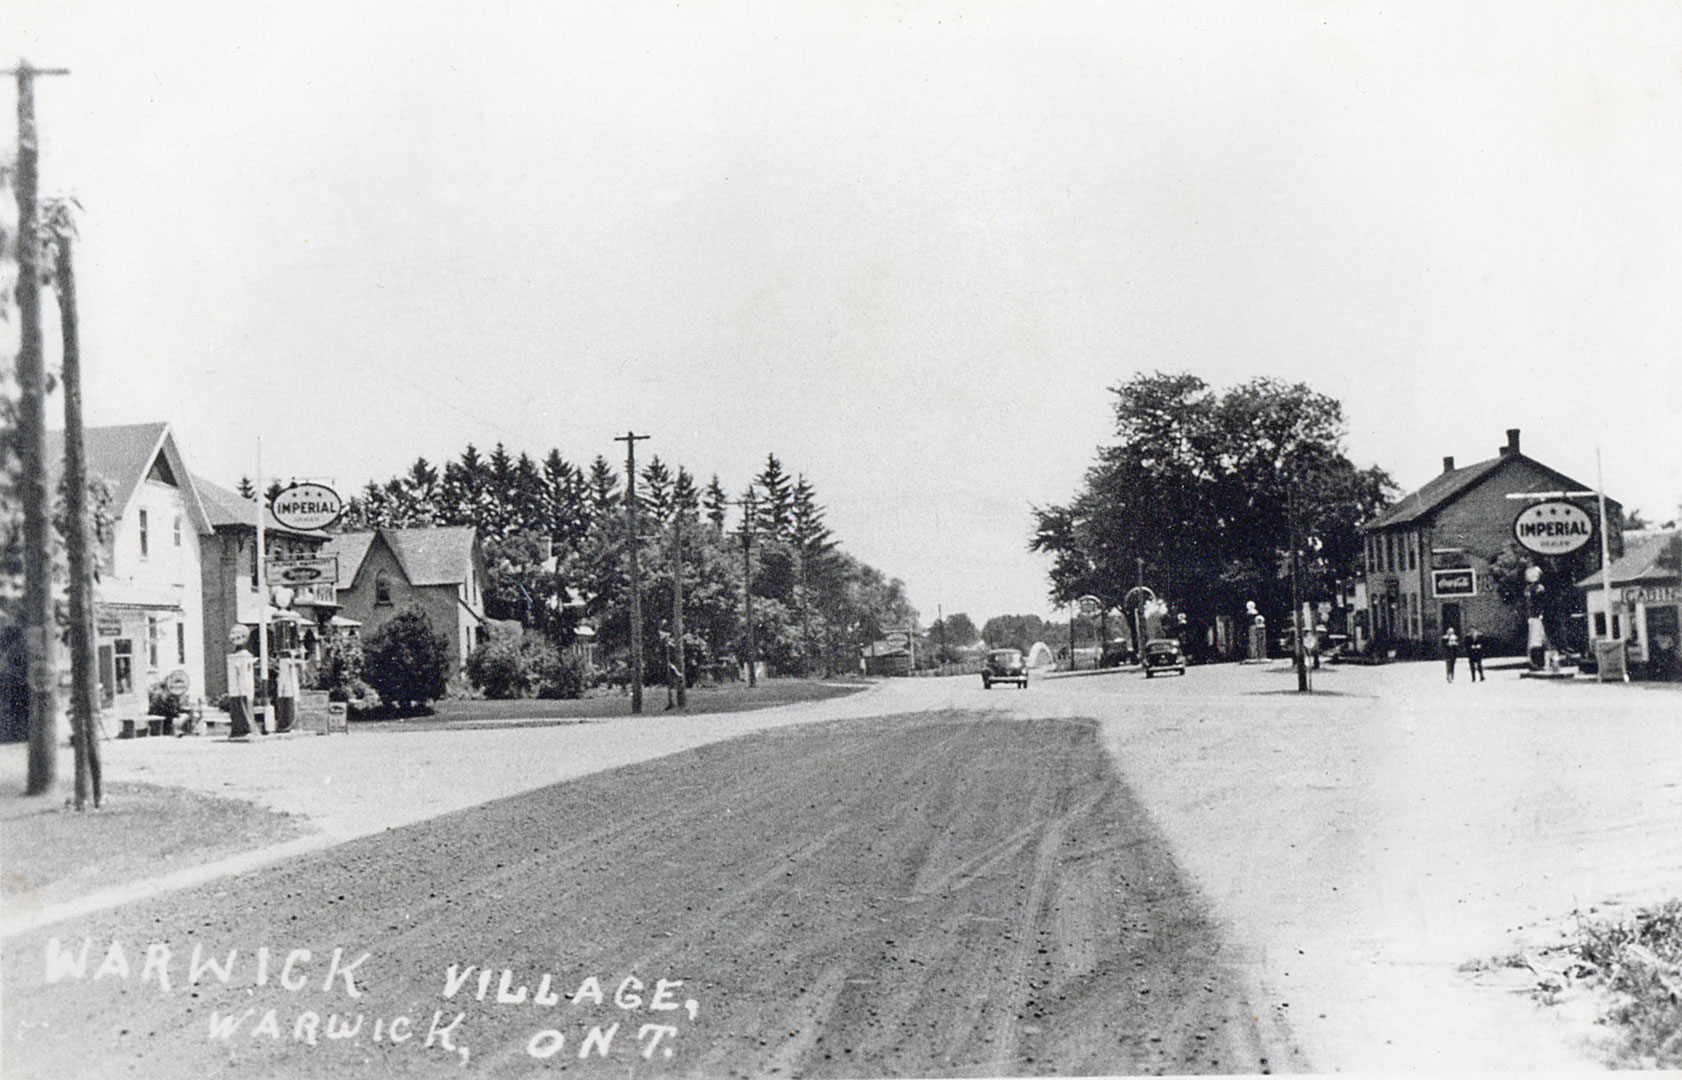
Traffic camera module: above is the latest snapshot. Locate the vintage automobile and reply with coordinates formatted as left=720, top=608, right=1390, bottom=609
left=982, top=648, right=1029, bottom=689
left=1142, top=638, right=1187, bottom=677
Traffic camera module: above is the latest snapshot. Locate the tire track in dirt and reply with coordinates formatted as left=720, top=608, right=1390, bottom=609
left=3, top=710, right=1300, bottom=1079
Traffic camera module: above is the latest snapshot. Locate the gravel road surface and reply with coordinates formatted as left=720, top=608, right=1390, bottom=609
left=3, top=709, right=1293, bottom=1078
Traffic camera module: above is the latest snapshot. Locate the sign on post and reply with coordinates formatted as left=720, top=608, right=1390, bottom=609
left=269, top=483, right=344, bottom=531
left=1512, top=500, right=1593, bottom=556
left=1077, top=595, right=1104, bottom=617
left=265, top=555, right=340, bottom=586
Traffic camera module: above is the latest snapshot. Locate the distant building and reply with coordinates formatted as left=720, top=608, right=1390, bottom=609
left=1358, top=428, right=1622, bottom=654
left=1577, top=530, right=1681, bottom=678
left=323, top=527, right=489, bottom=668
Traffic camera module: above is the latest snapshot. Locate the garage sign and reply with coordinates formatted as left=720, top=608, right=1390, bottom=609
left=265, top=556, right=340, bottom=586
left=269, top=482, right=344, bottom=531
left=1512, top=500, right=1593, bottom=556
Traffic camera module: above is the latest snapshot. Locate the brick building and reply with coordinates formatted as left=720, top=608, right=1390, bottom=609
left=1358, top=428, right=1622, bottom=655
left=322, top=527, right=489, bottom=670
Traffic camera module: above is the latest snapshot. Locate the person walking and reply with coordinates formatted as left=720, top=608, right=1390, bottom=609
left=1441, top=626, right=1460, bottom=683
left=1464, top=628, right=1486, bottom=682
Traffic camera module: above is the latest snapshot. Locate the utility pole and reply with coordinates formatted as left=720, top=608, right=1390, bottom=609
left=615, top=432, right=650, bottom=714
left=670, top=497, right=686, bottom=708
left=10, top=60, right=71, bottom=796
left=733, top=492, right=758, bottom=687
left=1289, top=485, right=1310, bottom=692
left=50, top=212, right=101, bottom=807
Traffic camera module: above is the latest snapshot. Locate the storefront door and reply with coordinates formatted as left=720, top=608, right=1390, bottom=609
left=1647, top=604, right=1680, bottom=679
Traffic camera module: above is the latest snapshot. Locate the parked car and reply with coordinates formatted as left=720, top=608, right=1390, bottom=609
left=1142, top=638, right=1186, bottom=677
left=982, top=648, right=1029, bottom=689
left=1100, top=639, right=1137, bottom=667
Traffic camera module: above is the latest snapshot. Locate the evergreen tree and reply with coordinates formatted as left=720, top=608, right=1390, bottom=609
left=703, top=474, right=729, bottom=534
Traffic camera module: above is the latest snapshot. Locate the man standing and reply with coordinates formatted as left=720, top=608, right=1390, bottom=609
left=1441, top=626, right=1460, bottom=683
left=1464, top=628, right=1486, bottom=682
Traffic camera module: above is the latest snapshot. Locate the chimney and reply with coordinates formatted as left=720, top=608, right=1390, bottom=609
left=1501, top=428, right=1520, bottom=457
left=1442, top=456, right=1455, bottom=473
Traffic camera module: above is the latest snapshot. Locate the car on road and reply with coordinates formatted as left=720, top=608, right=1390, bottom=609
left=1142, top=638, right=1187, bottom=677
left=982, top=648, right=1029, bottom=689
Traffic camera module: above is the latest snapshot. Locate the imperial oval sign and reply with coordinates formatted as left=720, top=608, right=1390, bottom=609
left=269, top=482, right=344, bottom=531
left=1512, top=500, right=1593, bottom=556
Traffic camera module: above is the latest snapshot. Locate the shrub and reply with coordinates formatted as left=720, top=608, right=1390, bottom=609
left=361, top=606, right=451, bottom=710
left=312, top=634, right=365, bottom=701
left=529, top=643, right=589, bottom=700
left=465, top=635, right=529, bottom=699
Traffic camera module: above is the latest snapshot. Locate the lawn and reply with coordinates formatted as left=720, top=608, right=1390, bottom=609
left=0, top=781, right=311, bottom=919
left=354, top=676, right=871, bottom=729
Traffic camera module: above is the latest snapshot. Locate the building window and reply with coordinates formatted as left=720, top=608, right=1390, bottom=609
left=113, top=640, right=133, bottom=697
left=250, top=539, right=259, bottom=588
left=139, top=509, right=150, bottom=557
left=177, top=621, right=187, bottom=665
left=174, top=515, right=182, bottom=547
left=375, top=571, right=393, bottom=606
left=1407, top=534, right=1417, bottom=571
left=147, top=617, right=160, bottom=668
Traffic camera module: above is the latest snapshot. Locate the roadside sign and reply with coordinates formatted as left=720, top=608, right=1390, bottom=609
left=164, top=669, right=190, bottom=696
left=882, top=631, right=910, bottom=649
left=1512, top=500, right=1593, bottom=556
left=1077, top=595, right=1103, bottom=617
left=266, top=555, right=340, bottom=586
left=269, top=482, right=344, bottom=531
left=1432, top=568, right=1477, bottom=597
left=228, top=623, right=251, bottom=648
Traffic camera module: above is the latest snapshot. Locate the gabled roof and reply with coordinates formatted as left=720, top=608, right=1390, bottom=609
left=384, top=526, right=479, bottom=586
left=327, top=526, right=479, bottom=589
left=46, top=422, right=213, bottom=535
left=1363, top=452, right=1611, bottom=532
left=1363, top=456, right=1506, bottom=531
left=1575, top=530, right=1681, bottom=589
left=194, top=475, right=326, bottom=539
left=320, top=532, right=378, bottom=587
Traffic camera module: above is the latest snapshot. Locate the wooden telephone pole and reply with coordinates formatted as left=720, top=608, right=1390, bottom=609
left=733, top=492, right=758, bottom=688
left=9, top=60, right=71, bottom=796
left=50, top=212, right=102, bottom=807
left=670, top=500, right=687, bottom=709
left=615, top=432, right=649, bottom=714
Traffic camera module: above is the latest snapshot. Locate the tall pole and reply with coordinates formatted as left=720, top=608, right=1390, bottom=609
left=11, top=60, right=70, bottom=796
left=256, top=439, right=269, bottom=731
left=736, top=492, right=758, bottom=688
left=53, top=221, right=102, bottom=808
left=1290, top=486, right=1309, bottom=692
left=671, top=499, right=686, bottom=708
left=1595, top=448, right=1626, bottom=683
left=615, top=432, right=649, bottom=713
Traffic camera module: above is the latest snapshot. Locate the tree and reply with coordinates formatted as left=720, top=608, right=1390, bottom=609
left=361, top=606, right=451, bottom=710
left=1033, top=373, right=1393, bottom=635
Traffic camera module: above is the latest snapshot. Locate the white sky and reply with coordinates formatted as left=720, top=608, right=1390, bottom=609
left=6, top=2, right=1681, bottom=626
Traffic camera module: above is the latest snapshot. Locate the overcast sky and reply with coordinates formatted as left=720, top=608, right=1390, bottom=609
left=6, top=2, right=1681, bottom=626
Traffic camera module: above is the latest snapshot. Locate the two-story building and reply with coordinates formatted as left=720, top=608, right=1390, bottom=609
left=194, top=476, right=340, bottom=701
left=1359, top=428, right=1622, bottom=655
left=46, top=423, right=214, bottom=720
left=323, top=526, right=488, bottom=669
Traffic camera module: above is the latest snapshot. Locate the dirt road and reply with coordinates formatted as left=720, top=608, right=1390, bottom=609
left=3, top=710, right=1294, bottom=1078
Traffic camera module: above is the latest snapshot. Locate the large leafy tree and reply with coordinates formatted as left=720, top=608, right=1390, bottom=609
left=1033, top=373, right=1392, bottom=630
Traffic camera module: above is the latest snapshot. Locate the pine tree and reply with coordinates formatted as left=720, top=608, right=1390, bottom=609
left=756, top=454, right=795, bottom=541
left=704, top=474, right=728, bottom=534
left=236, top=476, right=257, bottom=500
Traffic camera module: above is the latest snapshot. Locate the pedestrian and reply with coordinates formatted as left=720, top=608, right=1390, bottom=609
left=1441, top=626, right=1459, bottom=683
left=1464, top=628, right=1485, bottom=682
